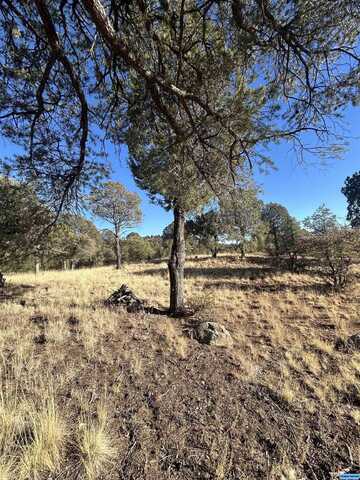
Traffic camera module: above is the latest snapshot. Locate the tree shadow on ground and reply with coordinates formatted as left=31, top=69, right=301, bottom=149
left=202, top=280, right=329, bottom=294
left=134, top=261, right=331, bottom=294
left=134, top=264, right=277, bottom=280
left=0, top=284, right=35, bottom=303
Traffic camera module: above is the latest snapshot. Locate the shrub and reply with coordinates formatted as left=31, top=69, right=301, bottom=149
left=302, top=227, right=360, bottom=290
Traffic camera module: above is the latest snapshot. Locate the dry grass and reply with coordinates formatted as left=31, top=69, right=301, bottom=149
left=0, top=254, right=359, bottom=479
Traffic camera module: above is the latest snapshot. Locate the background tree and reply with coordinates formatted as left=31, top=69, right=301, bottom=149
left=0, top=177, right=51, bottom=272
left=300, top=207, right=360, bottom=290
left=43, top=215, right=103, bottom=270
left=100, top=230, right=117, bottom=266
left=303, top=204, right=338, bottom=234
left=342, top=172, right=360, bottom=227
left=122, top=233, right=156, bottom=263
left=187, top=210, right=224, bottom=258
left=220, top=186, right=263, bottom=259
left=89, top=182, right=142, bottom=269
left=261, top=203, right=300, bottom=258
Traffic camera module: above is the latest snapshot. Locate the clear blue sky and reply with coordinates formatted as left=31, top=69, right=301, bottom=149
left=1, top=105, right=359, bottom=236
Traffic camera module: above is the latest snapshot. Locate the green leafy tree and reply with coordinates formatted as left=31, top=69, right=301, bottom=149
left=88, top=182, right=142, bottom=269
left=303, top=204, right=338, bottom=234
left=43, top=215, right=103, bottom=269
left=100, top=230, right=117, bottom=266
left=342, top=172, right=360, bottom=227
left=122, top=233, right=156, bottom=263
left=187, top=210, right=224, bottom=258
left=128, top=136, right=218, bottom=313
left=0, top=177, right=51, bottom=271
left=220, top=186, right=263, bottom=259
left=261, top=203, right=300, bottom=258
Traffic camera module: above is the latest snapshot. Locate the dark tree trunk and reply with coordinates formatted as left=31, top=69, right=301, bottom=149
left=115, top=228, right=121, bottom=270
left=273, top=229, right=279, bottom=257
left=212, top=249, right=218, bottom=258
left=240, top=243, right=245, bottom=260
left=168, top=206, right=185, bottom=315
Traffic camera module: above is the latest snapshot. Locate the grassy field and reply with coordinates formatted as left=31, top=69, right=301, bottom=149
left=0, top=255, right=359, bottom=479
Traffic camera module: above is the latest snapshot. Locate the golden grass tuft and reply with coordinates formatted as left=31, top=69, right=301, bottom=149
left=0, top=461, right=14, bottom=480
left=77, top=406, right=118, bottom=480
left=19, top=398, right=66, bottom=479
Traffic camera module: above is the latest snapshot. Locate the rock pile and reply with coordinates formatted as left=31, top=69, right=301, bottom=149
left=105, top=284, right=145, bottom=313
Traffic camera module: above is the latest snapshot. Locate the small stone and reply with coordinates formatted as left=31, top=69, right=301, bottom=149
left=67, top=315, right=80, bottom=326
left=195, top=321, right=233, bottom=347
left=335, top=332, right=360, bottom=352
left=34, top=333, right=47, bottom=345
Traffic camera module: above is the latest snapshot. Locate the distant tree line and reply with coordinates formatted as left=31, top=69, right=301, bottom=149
left=2, top=171, right=360, bottom=295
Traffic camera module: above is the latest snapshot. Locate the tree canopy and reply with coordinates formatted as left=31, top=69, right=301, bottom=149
left=0, top=177, right=51, bottom=269
left=0, top=1, right=359, bottom=209
left=187, top=210, right=223, bottom=258
left=88, top=181, right=142, bottom=268
left=220, top=185, right=263, bottom=258
left=303, top=204, right=338, bottom=234
left=262, top=202, right=300, bottom=257
left=342, top=171, right=360, bottom=227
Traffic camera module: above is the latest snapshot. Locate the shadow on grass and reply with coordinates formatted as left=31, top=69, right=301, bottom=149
left=134, top=265, right=276, bottom=280
left=202, top=280, right=328, bottom=294
left=134, top=258, right=330, bottom=294
left=0, top=283, right=35, bottom=303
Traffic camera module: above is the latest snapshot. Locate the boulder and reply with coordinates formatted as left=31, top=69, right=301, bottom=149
left=195, top=321, right=233, bottom=347
left=105, top=284, right=145, bottom=313
left=336, top=332, right=360, bottom=352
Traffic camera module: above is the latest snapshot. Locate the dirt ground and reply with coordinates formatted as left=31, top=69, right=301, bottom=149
left=0, top=255, right=359, bottom=479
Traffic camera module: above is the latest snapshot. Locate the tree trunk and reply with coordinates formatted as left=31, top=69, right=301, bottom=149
left=273, top=229, right=279, bottom=257
left=168, top=206, right=186, bottom=315
left=35, top=260, right=40, bottom=275
left=240, top=243, right=245, bottom=260
left=115, top=229, right=121, bottom=270
left=212, top=248, right=218, bottom=258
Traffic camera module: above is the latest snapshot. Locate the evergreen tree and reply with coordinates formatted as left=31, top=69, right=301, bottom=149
left=262, top=203, right=300, bottom=257
left=303, top=204, right=338, bottom=234
left=342, top=172, right=360, bottom=227
left=187, top=210, right=224, bottom=258
left=0, top=1, right=359, bottom=210
left=0, top=177, right=51, bottom=271
left=220, top=186, right=263, bottom=259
